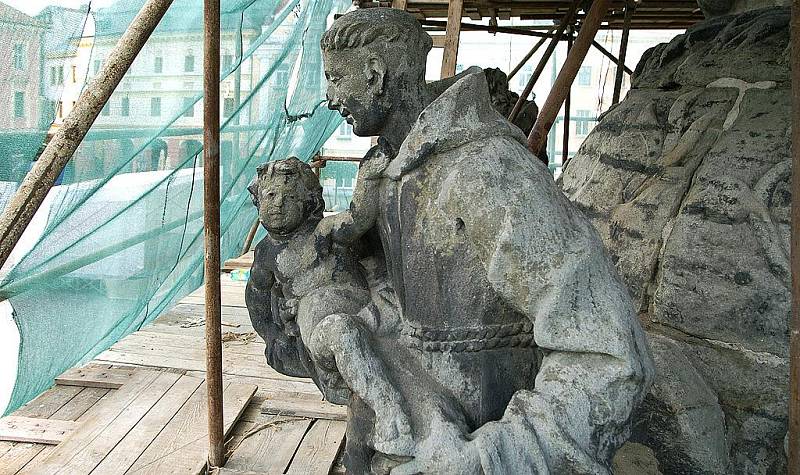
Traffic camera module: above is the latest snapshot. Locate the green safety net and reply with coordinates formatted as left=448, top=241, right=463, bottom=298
left=0, top=0, right=350, bottom=414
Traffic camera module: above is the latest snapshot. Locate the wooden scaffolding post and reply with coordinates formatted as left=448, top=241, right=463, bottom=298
left=507, top=25, right=557, bottom=80
left=391, top=0, right=408, bottom=10
left=527, top=0, right=612, bottom=159
left=508, top=0, right=580, bottom=123
left=0, top=0, right=174, bottom=272
left=204, top=0, right=224, bottom=468
left=612, top=1, right=634, bottom=105
left=562, top=32, right=573, bottom=165
left=789, top=0, right=800, bottom=472
left=440, top=0, right=464, bottom=78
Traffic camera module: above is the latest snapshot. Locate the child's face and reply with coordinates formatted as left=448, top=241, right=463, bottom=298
left=258, top=175, right=306, bottom=235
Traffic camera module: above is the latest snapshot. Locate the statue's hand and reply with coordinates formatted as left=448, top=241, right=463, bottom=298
left=360, top=152, right=391, bottom=180
left=390, top=419, right=481, bottom=475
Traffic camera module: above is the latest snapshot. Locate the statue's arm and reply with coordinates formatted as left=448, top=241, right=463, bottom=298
left=245, top=241, right=276, bottom=341
left=442, top=141, right=654, bottom=472
left=329, top=146, right=388, bottom=245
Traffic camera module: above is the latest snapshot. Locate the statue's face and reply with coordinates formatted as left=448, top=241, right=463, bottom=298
left=257, top=176, right=306, bottom=235
left=323, top=48, right=388, bottom=137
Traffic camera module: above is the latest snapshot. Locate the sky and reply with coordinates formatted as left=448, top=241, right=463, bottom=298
left=4, top=0, right=114, bottom=16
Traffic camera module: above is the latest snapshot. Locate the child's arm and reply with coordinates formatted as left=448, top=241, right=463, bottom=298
left=319, top=141, right=391, bottom=244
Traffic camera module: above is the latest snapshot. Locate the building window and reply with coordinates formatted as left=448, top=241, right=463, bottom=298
left=71, top=65, right=77, bottom=83
left=121, top=97, right=130, bottom=116
left=275, top=66, right=289, bottom=88
left=184, top=97, right=195, bottom=117
left=58, top=66, right=64, bottom=84
left=93, top=59, right=102, bottom=75
left=184, top=54, right=195, bottom=72
left=56, top=101, right=63, bottom=119
left=50, top=66, right=57, bottom=85
left=518, top=65, right=533, bottom=89
left=223, top=97, right=235, bottom=117
left=14, top=92, right=24, bottom=118
left=101, top=101, right=110, bottom=116
left=577, top=66, right=592, bottom=87
left=154, top=56, right=163, bottom=73
left=151, top=97, right=161, bottom=116
left=575, top=109, right=592, bottom=136
left=337, top=121, right=352, bottom=140
left=223, top=54, right=233, bottom=70
left=13, top=44, right=24, bottom=69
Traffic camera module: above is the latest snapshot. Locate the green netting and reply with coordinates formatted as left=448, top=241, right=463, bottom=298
left=0, top=0, right=349, bottom=414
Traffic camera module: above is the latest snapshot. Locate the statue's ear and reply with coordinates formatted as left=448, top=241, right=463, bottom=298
left=364, top=56, right=386, bottom=96
left=247, top=177, right=259, bottom=208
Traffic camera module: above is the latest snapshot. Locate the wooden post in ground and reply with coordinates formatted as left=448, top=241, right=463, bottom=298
left=527, top=0, right=612, bottom=159
left=789, top=1, right=800, bottom=472
left=507, top=25, right=557, bottom=80
left=0, top=0, right=174, bottom=272
left=508, top=0, right=580, bottom=123
left=612, top=1, right=634, bottom=105
left=440, top=0, right=464, bottom=78
left=203, top=0, right=224, bottom=468
left=562, top=32, right=573, bottom=166
left=241, top=218, right=260, bottom=255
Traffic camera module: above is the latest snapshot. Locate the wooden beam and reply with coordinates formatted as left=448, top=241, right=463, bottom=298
left=508, top=0, right=580, bottom=123
left=431, top=34, right=446, bottom=48
left=241, top=218, right=260, bottom=255
left=527, top=0, right=612, bottom=160
left=562, top=32, right=573, bottom=166
left=203, top=0, right=224, bottom=469
left=612, top=1, right=634, bottom=105
left=508, top=24, right=557, bottom=80
left=789, top=1, right=800, bottom=472
left=0, top=0, right=174, bottom=273
left=440, top=0, right=464, bottom=78
left=0, top=417, right=76, bottom=445
left=391, top=0, right=408, bottom=10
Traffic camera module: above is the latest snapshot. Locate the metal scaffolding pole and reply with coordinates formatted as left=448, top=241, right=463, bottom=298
left=0, top=0, right=174, bottom=272
left=204, top=0, right=224, bottom=468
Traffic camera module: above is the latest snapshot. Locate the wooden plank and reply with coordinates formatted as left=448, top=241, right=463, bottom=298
left=112, top=330, right=265, bottom=358
left=260, top=396, right=347, bottom=421
left=125, top=381, right=256, bottom=474
left=91, top=375, right=205, bottom=474
left=183, top=372, right=321, bottom=400
left=0, top=417, right=75, bottom=445
left=391, top=0, right=408, bottom=10
left=16, top=388, right=111, bottom=474
left=224, top=417, right=313, bottom=473
left=286, top=420, right=347, bottom=475
left=95, top=345, right=296, bottom=382
left=19, top=370, right=177, bottom=475
left=0, top=385, right=84, bottom=470
left=55, top=365, right=140, bottom=389
left=440, top=0, right=464, bottom=78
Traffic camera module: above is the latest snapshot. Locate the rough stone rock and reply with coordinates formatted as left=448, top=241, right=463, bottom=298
left=559, top=7, right=789, bottom=473
left=612, top=442, right=663, bottom=475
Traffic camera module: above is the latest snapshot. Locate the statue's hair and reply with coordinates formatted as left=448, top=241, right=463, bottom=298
left=248, top=157, right=325, bottom=221
left=320, top=7, right=432, bottom=58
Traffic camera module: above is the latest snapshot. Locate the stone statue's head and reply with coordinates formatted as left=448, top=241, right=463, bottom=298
left=320, top=8, right=432, bottom=136
left=248, top=157, right=324, bottom=236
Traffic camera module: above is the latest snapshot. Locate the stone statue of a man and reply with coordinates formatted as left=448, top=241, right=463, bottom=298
left=250, top=7, right=654, bottom=475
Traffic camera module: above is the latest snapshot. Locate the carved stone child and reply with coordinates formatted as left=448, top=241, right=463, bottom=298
left=247, top=154, right=413, bottom=456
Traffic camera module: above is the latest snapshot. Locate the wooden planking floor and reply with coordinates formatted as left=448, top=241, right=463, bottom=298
left=1, top=274, right=347, bottom=474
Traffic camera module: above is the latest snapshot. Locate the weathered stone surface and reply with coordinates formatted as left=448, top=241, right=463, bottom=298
left=249, top=7, right=655, bottom=475
left=560, top=7, right=789, bottom=473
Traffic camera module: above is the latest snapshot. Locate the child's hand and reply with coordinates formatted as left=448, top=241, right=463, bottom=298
left=359, top=137, right=394, bottom=180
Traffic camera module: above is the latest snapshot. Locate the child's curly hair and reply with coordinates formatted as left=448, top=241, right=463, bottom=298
left=248, top=157, right=325, bottom=221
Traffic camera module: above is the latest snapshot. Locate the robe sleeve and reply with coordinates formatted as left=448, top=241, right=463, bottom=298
left=439, top=136, right=655, bottom=474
